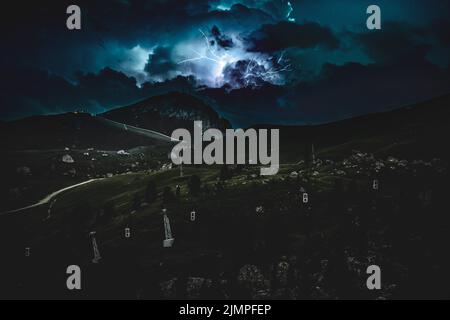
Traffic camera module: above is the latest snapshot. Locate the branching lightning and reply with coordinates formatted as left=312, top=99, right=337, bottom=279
left=177, top=29, right=222, bottom=65
left=240, top=58, right=292, bottom=87
left=178, top=29, right=292, bottom=88
left=287, top=1, right=296, bottom=22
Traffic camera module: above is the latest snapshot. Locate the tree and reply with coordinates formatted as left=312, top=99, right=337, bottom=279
left=145, top=180, right=157, bottom=203
left=163, top=186, right=175, bottom=204
left=175, top=185, right=181, bottom=198
left=188, top=175, right=201, bottom=196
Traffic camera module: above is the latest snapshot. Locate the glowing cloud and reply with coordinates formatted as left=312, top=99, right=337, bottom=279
left=176, top=29, right=291, bottom=88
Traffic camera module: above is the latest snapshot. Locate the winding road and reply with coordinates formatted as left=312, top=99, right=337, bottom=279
left=0, top=179, right=101, bottom=216
left=1, top=116, right=175, bottom=217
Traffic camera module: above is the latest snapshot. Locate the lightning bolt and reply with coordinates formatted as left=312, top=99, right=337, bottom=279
left=287, top=1, right=296, bottom=22
left=241, top=53, right=292, bottom=87
left=178, top=30, right=292, bottom=88
left=178, top=29, right=222, bottom=65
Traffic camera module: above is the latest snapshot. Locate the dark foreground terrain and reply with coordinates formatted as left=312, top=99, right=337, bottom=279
left=0, top=93, right=449, bottom=299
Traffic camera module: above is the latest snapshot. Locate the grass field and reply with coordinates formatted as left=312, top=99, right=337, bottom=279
left=1, top=152, right=448, bottom=299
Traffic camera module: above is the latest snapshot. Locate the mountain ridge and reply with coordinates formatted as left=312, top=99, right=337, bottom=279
left=0, top=92, right=230, bottom=150
left=0, top=92, right=449, bottom=159
left=101, top=91, right=230, bottom=135
left=251, top=93, right=450, bottom=161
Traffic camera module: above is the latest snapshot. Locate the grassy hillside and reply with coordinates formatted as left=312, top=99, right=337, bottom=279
left=0, top=94, right=449, bottom=299
left=257, top=93, right=450, bottom=162
left=1, top=154, right=448, bottom=299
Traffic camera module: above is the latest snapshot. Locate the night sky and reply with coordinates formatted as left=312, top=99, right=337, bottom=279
left=1, top=0, right=450, bottom=127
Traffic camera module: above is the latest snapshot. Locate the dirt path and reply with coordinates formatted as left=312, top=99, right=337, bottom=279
left=0, top=179, right=102, bottom=216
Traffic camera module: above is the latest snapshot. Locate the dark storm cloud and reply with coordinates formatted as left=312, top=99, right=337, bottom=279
left=246, top=21, right=340, bottom=53
left=210, top=0, right=294, bottom=21
left=200, top=58, right=450, bottom=127
left=432, top=19, right=450, bottom=45
left=349, top=20, right=450, bottom=69
left=2, top=0, right=450, bottom=126
left=200, top=83, right=288, bottom=126
left=198, top=16, right=450, bottom=126
left=0, top=65, right=201, bottom=121
left=287, top=60, right=450, bottom=122
left=211, top=25, right=234, bottom=49
left=1, top=67, right=143, bottom=120
left=2, top=0, right=275, bottom=79
left=222, top=60, right=270, bottom=88
left=144, top=47, right=177, bottom=78
left=193, top=3, right=275, bottom=32
left=76, top=68, right=142, bottom=107
left=350, top=22, right=430, bottom=65
left=141, top=75, right=198, bottom=95
left=1, top=67, right=88, bottom=120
